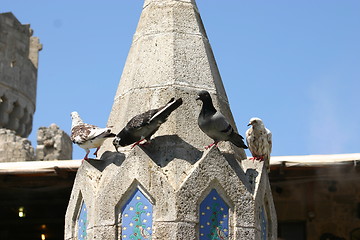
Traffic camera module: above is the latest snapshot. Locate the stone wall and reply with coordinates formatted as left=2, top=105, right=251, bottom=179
left=0, top=128, right=35, bottom=162
left=0, top=123, right=72, bottom=163
left=0, top=12, right=42, bottom=137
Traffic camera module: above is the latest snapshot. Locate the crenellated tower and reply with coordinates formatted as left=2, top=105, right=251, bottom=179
left=0, top=12, right=42, bottom=138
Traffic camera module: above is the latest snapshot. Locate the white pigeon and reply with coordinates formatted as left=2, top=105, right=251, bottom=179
left=246, top=117, right=272, bottom=172
left=70, top=112, right=115, bottom=160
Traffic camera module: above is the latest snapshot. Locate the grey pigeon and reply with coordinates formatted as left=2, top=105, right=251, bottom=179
left=113, top=98, right=183, bottom=151
left=70, top=111, right=116, bottom=160
left=196, top=90, right=248, bottom=149
left=246, top=117, right=272, bottom=172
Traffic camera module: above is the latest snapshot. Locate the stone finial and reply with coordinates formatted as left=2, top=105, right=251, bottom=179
left=0, top=128, right=35, bottom=162
left=36, top=124, right=73, bottom=161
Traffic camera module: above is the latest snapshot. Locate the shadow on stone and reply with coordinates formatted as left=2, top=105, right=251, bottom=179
left=140, top=135, right=203, bottom=167
left=245, top=168, right=259, bottom=194
left=84, top=151, right=126, bottom=172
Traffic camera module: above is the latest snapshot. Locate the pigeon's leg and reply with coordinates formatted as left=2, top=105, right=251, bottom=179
left=249, top=157, right=256, bottom=162
left=93, top=147, right=100, bottom=157
left=258, top=156, right=264, bottom=162
left=83, top=149, right=90, bottom=161
left=140, top=140, right=151, bottom=146
left=131, top=139, right=146, bottom=149
left=205, top=141, right=219, bottom=149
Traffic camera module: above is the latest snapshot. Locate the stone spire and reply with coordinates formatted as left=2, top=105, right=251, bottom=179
left=101, top=0, right=246, bottom=160
left=65, top=1, right=277, bottom=239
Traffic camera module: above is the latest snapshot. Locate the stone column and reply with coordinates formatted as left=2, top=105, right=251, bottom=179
left=65, top=1, right=277, bottom=239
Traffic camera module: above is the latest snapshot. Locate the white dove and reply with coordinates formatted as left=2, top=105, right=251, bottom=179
left=70, top=111, right=115, bottom=160
left=246, top=117, right=272, bottom=172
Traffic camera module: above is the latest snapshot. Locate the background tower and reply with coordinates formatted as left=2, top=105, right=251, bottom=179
left=0, top=12, right=42, bottom=138
left=65, top=1, right=277, bottom=239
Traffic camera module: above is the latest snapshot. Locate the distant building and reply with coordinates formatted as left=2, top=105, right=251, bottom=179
left=0, top=12, right=72, bottom=163
left=0, top=12, right=41, bottom=138
left=270, top=153, right=360, bottom=240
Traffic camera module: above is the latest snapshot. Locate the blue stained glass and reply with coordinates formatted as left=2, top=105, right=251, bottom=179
left=260, top=206, right=267, bottom=240
left=199, top=189, right=229, bottom=240
left=78, top=201, right=88, bottom=240
left=121, top=188, right=153, bottom=239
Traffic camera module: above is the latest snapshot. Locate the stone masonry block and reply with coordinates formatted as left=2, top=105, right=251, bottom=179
left=0, top=128, right=34, bottom=162
left=36, top=123, right=72, bottom=160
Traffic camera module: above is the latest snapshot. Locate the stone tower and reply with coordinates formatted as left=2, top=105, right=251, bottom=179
left=65, top=1, right=277, bottom=239
left=0, top=13, right=72, bottom=162
left=0, top=12, right=41, bottom=162
left=0, top=12, right=42, bottom=138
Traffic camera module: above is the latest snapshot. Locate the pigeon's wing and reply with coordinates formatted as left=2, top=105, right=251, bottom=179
left=199, top=111, right=233, bottom=139
left=125, top=98, right=182, bottom=131
left=149, top=98, right=182, bottom=123
left=245, top=128, right=251, bottom=145
left=126, top=109, right=158, bottom=130
left=71, top=124, right=96, bottom=144
left=87, top=126, right=113, bottom=140
left=245, top=128, right=252, bottom=148
left=212, top=111, right=234, bottom=133
left=245, top=127, right=257, bottom=156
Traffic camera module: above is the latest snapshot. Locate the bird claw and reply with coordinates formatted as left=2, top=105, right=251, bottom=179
left=205, top=141, right=219, bottom=149
left=250, top=157, right=264, bottom=162
left=93, top=147, right=100, bottom=157
left=131, top=139, right=147, bottom=149
left=140, top=141, right=151, bottom=146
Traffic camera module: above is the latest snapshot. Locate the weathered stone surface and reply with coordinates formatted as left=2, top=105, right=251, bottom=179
left=0, top=128, right=35, bottom=162
left=36, top=123, right=72, bottom=161
left=65, top=147, right=277, bottom=239
left=100, top=0, right=246, bottom=161
left=64, top=160, right=103, bottom=240
left=0, top=13, right=42, bottom=137
left=65, top=0, right=277, bottom=239
left=154, top=221, right=197, bottom=240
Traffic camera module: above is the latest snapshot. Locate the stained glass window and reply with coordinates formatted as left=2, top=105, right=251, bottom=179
left=121, top=188, right=153, bottom=239
left=260, top=206, right=267, bottom=240
left=78, top=201, right=88, bottom=240
left=199, top=189, right=229, bottom=240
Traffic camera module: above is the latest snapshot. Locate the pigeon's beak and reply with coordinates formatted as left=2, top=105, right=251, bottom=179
left=196, top=96, right=200, bottom=101
left=247, top=122, right=252, bottom=126
left=115, top=146, right=119, bottom=153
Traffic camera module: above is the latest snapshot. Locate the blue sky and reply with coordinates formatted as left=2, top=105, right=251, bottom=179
left=2, top=1, right=359, bottom=160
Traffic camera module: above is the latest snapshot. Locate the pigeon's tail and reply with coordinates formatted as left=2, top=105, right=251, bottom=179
left=150, top=98, right=183, bottom=122
left=229, top=132, right=248, bottom=149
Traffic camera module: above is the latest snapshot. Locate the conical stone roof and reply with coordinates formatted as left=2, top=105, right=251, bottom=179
left=101, top=0, right=247, bottom=161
